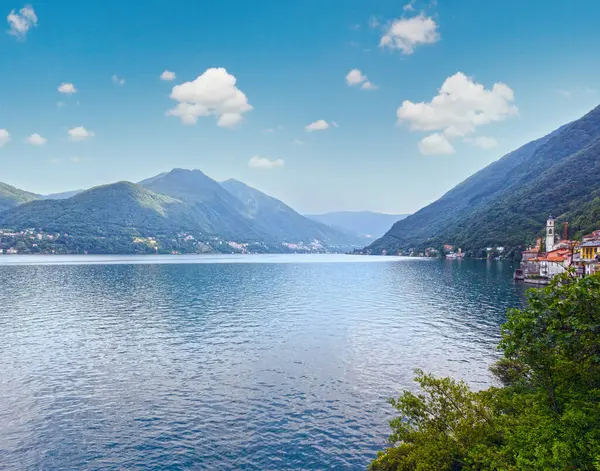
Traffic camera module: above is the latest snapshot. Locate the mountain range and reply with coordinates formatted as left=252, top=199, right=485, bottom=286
left=306, top=211, right=408, bottom=239
left=0, top=169, right=374, bottom=254
left=367, top=104, right=600, bottom=258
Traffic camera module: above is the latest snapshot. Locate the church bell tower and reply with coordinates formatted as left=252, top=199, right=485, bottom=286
left=546, top=216, right=555, bottom=252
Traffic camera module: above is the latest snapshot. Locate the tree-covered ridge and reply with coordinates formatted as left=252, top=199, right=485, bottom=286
left=0, top=181, right=38, bottom=212
left=372, top=272, right=600, bottom=470
left=367, top=104, right=600, bottom=257
left=0, top=169, right=362, bottom=253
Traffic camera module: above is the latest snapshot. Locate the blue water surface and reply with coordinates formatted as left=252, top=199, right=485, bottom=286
left=0, top=255, right=525, bottom=470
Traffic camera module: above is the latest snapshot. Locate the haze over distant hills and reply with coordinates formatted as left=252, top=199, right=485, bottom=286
left=0, top=169, right=363, bottom=254
left=367, top=104, right=600, bottom=258
left=306, top=211, right=409, bottom=239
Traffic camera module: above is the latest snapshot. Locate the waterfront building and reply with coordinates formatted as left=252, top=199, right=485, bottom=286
left=581, top=240, right=600, bottom=261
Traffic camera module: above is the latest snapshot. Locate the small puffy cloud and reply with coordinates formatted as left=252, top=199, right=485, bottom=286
left=380, top=14, right=439, bottom=54
left=397, top=72, right=517, bottom=138
left=68, top=126, right=95, bottom=141
left=361, top=81, right=378, bottom=90
left=248, top=156, right=284, bottom=169
left=168, top=67, right=252, bottom=128
left=57, top=101, right=66, bottom=108
left=26, top=133, right=47, bottom=146
left=160, top=70, right=176, bottom=81
left=0, top=129, right=10, bottom=148
left=465, top=136, right=498, bottom=149
left=419, top=133, right=455, bottom=155
left=58, top=82, right=77, bottom=94
left=346, top=69, right=367, bottom=86
left=112, top=74, right=125, bottom=85
left=346, top=69, right=378, bottom=90
left=332, top=121, right=340, bottom=128
left=7, top=5, right=37, bottom=39
left=292, top=139, right=306, bottom=145
left=403, top=0, right=416, bottom=12
left=305, top=120, right=330, bottom=132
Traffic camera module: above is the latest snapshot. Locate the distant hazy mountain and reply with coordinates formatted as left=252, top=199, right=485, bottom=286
left=41, top=189, right=84, bottom=200
left=221, top=179, right=360, bottom=245
left=0, top=182, right=38, bottom=213
left=306, top=211, right=409, bottom=239
left=368, top=104, right=600, bottom=257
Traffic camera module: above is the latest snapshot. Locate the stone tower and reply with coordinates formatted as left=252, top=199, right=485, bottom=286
left=546, top=216, right=555, bottom=252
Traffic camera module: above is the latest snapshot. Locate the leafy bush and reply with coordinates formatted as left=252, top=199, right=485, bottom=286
left=372, top=273, right=600, bottom=470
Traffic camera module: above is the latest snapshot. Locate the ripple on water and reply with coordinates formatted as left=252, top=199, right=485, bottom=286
left=0, top=256, right=524, bottom=470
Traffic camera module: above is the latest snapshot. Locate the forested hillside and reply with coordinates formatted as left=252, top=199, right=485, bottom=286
left=367, top=105, right=600, bottom=257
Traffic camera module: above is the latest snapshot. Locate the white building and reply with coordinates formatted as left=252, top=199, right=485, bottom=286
left=546, top=216, right=556, bottom=252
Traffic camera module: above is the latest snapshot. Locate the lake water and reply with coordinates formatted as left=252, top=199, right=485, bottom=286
left=0, top=255, right=526, bottom=470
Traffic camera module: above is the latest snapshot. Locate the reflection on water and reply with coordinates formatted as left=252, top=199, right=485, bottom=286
left=0, top=256, right=525, bottom=470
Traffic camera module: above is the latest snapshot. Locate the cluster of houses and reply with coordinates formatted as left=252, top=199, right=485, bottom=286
left=514, top=216, right=600, bottom=284
left=0, top=228, right=64, bottom=255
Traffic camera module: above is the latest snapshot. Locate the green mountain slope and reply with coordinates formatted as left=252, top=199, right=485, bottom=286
left=221, top=179, right=361, bottom=246
left=367, top=105, right=600, bottom=257
left=306, top=211, right=409, bottom=239
left=140, top=168, right=264, bottom=240
left=0, top=182, right=39, bottom=212
left=0, top=182, right=185, bottom=236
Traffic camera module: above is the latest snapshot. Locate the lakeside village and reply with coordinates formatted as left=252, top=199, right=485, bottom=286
left=514, top=216, right=600, bottom=284
left=380, top=216, right=600, bottom=284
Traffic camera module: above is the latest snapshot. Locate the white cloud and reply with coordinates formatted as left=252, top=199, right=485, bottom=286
left=248, top=156, right=284, bottom=169
left=332, top=121, right=340, bottom=128
left=160, top=70, right=176, bottom=81
left=380, top=14, right=439, bottom=54
left=418, top=133, right=455, bottom=155
left=26, top=133, right=47, bottom=146
left=292, top=139, right=306, bottom=145
left=112, top=74, right=125, bottom=85
left=70, top=156, right=82, bottom=163
left=7, top=5, right=37, bottom=39
left=397, top=72, right=517, bottom=138
left=58, top=82, right=77, bottom=94
left=557, top=89, right=572, bottom=97
left=403, top=0, right=416, bottom=12
left=584, top=87, right=597, bottom=94
left=346, top=69, right=378, bottom=90
left=0, top=129, right=10, bottom=148
left=68, top=126, right=95, bottom=141
left=57, top=101, right=66, bottom=108
left=346, top=69, right=367, bottom=86
left=167, top=68, right=252, bottom=128
left=305, top=120, right=330, bottom=132
left=361, top=81, right=378, bottom=90
left=465, top=136, right=498, bottom=149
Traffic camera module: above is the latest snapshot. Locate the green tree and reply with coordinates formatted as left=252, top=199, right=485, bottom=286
left=372, top=273, right=600, bottom=470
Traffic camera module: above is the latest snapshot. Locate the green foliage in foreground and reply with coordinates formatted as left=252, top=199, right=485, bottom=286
left=372, top=273, right=600, bottom=470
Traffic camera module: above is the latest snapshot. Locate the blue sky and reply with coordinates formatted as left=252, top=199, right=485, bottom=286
left=1, top=0, right=599, bottom=214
